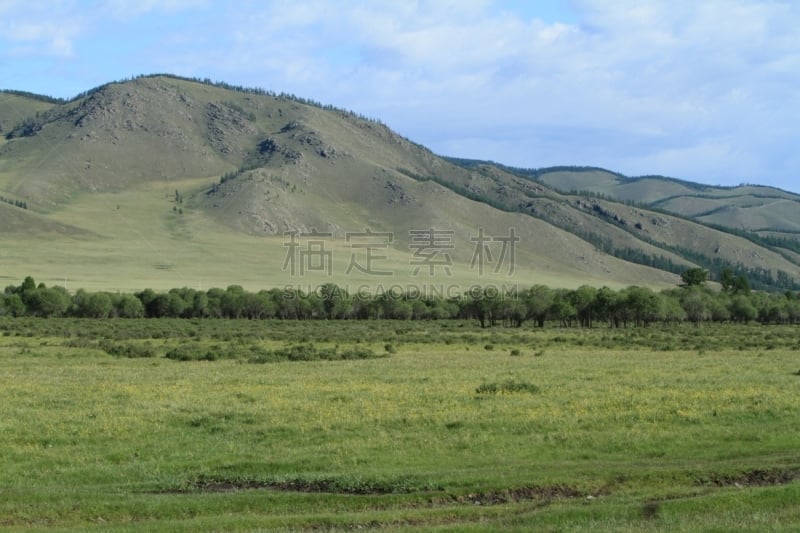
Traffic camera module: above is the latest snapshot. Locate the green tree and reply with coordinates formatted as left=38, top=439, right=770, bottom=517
left=732, top=274, right=750, bottom=295
left=4, top=294, right=25, bottom=316
left=681, top=267, right=708, bottom=287
left=241, top=291, right=277, bottom=319
left=147, top=293, right=171, bottom=318
left=191, top=291, right=210, bottom=318
left=221, top=285, right=246, bottom=318
left=708, top=293, right=731, bottom=322
left=622, top=286, right=662, bottom=327
left=205, top=288, right=225, bottom=317
left=660, top=294, right=686, bottom=324
left=463, top=289, right=493, bottom=328
left=114, top=294, right=145, bottom=318
left=71, top=288, right=91, bottom=316
left=167, top=293, right=188, bottom=317
left=429, top=298, right=459, bottom=320
left=680, top=286, right=711, bottom=324
left=570, top=285, right=597, bottom=328
left=786, top=298, right=800, bottom=324
left=135, top=289, right=158, bottom=317
left=763, top=294, right=789, bottom=324
left=720, top=268, right=750, bottom=295
left=388, top=300, right=413, bottom=320
left=275, top=289, right=309, bottom=319
left=549, top=289, right=576, bottom=327
left=729, top=295, right=757, bottom=323
left=85, top=292, right=114, bottom=318
left=25, top=286, right=71, bottom=317
left=318, top=283, right=350, bottom=319
left=593, top=286, right=620, bottom=327
left=411, top=300, right=429, bottom=320
left=524, top=285, right=553, bottom=328
left=720, top=268, right=736, bottom=292
left=20, top=276, right=36, bottom=294
left=73, top=289, right=113, bottom=318
left=496, top=297, right=527, bottom=327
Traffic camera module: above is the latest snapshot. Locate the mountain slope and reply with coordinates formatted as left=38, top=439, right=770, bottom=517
left=437, top=161, right=800, bottom=290
left=0, top=91, right=56, bottom=139
left=527, top=166, right=800, bottom=238
left=0, top=75, right=797, bottom=291
left=0, top=201, right=92, bottom=236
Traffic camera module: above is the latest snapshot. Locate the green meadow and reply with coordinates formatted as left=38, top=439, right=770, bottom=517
left=1, top=319, right=799, bottom=531
left=0, top=176, right=604, bottom=293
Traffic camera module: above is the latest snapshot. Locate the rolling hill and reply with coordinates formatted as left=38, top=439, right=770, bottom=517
left=0, top=91, right=57, bottom=139
left=524, top=165, right=800, bottom=239
left=0, top=75, right=798, bottom=292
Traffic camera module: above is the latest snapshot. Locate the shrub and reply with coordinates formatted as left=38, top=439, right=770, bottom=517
left=100, top=340, right=157, bottom=358
left=248, top=343, right=384, bottom=364
left=340, top=347, right=381, bottom=360
left=164, top=343, right=217, bottom=361
left=476, top=379, right=539, bottom=395
left=475, top=382, right=498, bottom=395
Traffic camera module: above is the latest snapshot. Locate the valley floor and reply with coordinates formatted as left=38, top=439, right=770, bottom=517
left=0, top=319, right=798, bottom=531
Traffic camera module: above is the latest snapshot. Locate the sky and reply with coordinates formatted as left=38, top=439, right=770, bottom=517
left=1, top=0, right=799, bottom=192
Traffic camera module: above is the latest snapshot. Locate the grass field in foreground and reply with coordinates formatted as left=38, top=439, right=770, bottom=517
left=0, top=319, right=799, bottom=531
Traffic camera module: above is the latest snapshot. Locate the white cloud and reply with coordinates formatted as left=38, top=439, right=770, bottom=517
left=0, top=2, right=83, bottom=57
left=153, top=0, right=793, bottom=189
left=100, top=0, right=210, bottom=20
left=1, top=0, right=799, bottom=189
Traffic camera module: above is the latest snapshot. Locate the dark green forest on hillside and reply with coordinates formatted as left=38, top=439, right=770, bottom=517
left=438, top=160, right=800, bottom=292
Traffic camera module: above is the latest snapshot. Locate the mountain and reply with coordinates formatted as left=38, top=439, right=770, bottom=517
left=520, top=165, right=800, bottom=242
left=0, top=75, right=798, bottom=292
left=0, top=91, right=58, bottom=138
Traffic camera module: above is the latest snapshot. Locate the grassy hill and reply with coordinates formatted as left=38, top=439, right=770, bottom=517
left=523, top=165, right=800, bottom=240
left=0, top=75, right=798, bottom=292
left=0, top=90, right=57, bottom=140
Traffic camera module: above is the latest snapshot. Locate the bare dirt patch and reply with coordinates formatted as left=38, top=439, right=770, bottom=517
left=166, top=477, right=442, bottom=495
left=442, top=484, right=593, bottom=506
left=697, top=468, right=800, bottom=488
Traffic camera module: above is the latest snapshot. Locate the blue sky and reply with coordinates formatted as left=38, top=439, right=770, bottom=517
left=1, top=0, right=799, bottom=192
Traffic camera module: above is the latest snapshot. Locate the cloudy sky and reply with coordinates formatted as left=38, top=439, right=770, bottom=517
left=1, top=0, right=798, bottom=192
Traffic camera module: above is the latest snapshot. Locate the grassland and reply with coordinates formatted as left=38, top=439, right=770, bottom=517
left=1, top=319, right=798, bottom=531
left=0, top=172, right=680, bottom=292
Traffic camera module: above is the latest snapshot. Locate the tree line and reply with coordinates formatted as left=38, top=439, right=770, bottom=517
left=3, top=272, right=800, bottom=327
left=0, top=196, right=27, bottom=210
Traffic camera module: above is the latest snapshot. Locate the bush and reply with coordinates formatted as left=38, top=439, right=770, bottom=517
left=248, top=343, right=384, bottom=364
left=476, top=379, right=539, bottom=395
left=100, top=340, right=157, bottom=358
left=475, top=382, right=498, bottom=395
left=340, top=347, right=382, bottom=360
left=165, top=343, right=221, bottom=361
